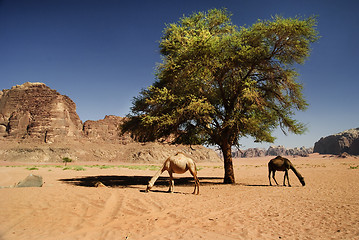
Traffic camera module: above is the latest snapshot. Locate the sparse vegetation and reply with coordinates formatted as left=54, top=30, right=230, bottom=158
left=117, top=165, right=161, bottom=171
left=62, top=157, right=73, bottom=166
left=73, top=166, right=86, bottom=171
left=99, top=165, right=115, bottom=169
left=9, top=164, right=211, bottom=172
left=26, top=166, right=39, bottom=170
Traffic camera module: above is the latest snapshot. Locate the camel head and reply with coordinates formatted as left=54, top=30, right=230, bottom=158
left=299, top=177, right=306, bottom=186
left=145, top=183, right=153, bottom=192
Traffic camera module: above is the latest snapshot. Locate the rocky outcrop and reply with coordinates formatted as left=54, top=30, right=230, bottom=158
left=266, top=145, right=288, bottom=156
left=232, top=146, right=313, bottom=158
left=83, top=115, right=132, bottom=144
left=0, top=82, right=221, bottom=163
left=15, top=174, right=43, bottom=188
left=267, top=145, right=312, bottom=157
left=0, top=82, right=83, bottom=143
left=231, top=148, right=266, bottom=158
left=0, top=174, right=43, bottom=188
left=314, top=128, right=359, bottom=155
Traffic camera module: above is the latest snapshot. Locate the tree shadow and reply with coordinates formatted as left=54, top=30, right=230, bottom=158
left=242, top=184, right=270, bottom=187
left=242, top=184, right=303, bottom=188
left=58, top=175, right=224, bottom=189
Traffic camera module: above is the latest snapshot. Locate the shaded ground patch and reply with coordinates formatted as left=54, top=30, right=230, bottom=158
left=58, top=175, right=223, bottom=188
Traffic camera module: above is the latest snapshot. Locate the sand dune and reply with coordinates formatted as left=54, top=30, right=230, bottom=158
left=1, top=154, right=359, bottom=239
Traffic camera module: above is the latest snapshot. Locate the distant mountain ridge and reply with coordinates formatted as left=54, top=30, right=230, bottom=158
left=231, top=145, right=313, bottom=158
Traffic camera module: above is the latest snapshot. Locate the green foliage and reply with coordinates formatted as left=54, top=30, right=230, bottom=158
left=73, top=166, right=86, bottom=171
left=123, top=9, right=318, bottom=146
left=26, top=166, right=39, bottom=171
left=122, top=9, right=319, bottom=183
left=62, top=166, right=86, bottom=171
left=99, top=165, right=115, bottom=169
left=62, top=157, right=73, bottom=166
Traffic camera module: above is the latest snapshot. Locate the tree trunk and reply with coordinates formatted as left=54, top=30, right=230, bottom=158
left=221, top=142, right=235, bottom=184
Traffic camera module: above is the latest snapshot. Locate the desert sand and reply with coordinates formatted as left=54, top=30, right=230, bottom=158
left=1, top=154, right=359, bottom=240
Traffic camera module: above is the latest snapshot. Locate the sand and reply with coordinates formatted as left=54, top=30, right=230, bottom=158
left=1, top=154, right=359, bottom=240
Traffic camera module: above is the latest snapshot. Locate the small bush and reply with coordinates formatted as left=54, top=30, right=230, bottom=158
left=26, top=166, right=39, bottom=171
left=62, top=157, right=73, bottom=166
left=73, top=166, right=86, bottom=171
left=99, top=165, right=114, bottom=169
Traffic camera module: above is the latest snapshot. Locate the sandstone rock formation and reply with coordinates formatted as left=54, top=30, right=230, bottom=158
left=314, top=128, right=359, bottom=155
left=231, top=148, right=266, bottom=158
left=266, top=145, right=288, bottom=156
left=0, top=82, right=221, bottom=163
left=0, top=82, right=83, bottom=143
left=267, top=145, right=312, bottom=157
left=83, top=115, right=132, bottom=143
left=231, top=145, right=313, bottom=158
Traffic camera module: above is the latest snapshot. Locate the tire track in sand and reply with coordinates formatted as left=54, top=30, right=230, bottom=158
left=60, top=190, right=126, bottom=240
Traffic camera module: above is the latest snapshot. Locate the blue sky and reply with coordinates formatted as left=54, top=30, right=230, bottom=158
left=1, top=0, right=358, bottom=149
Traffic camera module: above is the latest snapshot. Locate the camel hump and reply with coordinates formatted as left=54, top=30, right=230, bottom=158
left=272, top=156, right=292, bottom=163
left=174, top=152, right=193, bottom=160
left=175, top=152, right=186, bottom=156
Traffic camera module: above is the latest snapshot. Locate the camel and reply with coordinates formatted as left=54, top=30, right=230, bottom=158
left=268, top=156, right=305, bottom=187
left=145, top=152, right=200, bottom=194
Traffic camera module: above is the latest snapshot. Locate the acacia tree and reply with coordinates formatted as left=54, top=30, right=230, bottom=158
left=122, top=9, right=319, bottom=183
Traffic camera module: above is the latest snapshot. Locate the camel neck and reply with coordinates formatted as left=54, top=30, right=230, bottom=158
left=148, top=168, right=163, bottom=185
left=290, top=165, right=303, bottom=179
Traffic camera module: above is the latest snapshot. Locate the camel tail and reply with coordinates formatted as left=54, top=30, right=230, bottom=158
left=290, top=165, right=305, bottom=186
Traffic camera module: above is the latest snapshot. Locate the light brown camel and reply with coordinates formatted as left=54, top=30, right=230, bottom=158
left=145, top=152, right=200, bottom=194
left=268, top=156, right=305, bottom=187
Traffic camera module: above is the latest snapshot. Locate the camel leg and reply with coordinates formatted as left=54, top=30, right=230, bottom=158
left=192, top=173, right=200, bottom=195
left=168, top=171, right=174, bottom=193
left=268, top=170, right=272, bottom=186
left=284, top=170, right=291, bottom=187
left=272, top=170, right=279, bottom=185
left=189, top=166, right=200, bottom=194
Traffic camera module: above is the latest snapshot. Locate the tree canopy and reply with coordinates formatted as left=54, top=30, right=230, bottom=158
left=122, top=9, right=319, bottom=183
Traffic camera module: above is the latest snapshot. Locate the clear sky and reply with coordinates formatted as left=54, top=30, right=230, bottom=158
left=1, top=0, right=358, bottom=149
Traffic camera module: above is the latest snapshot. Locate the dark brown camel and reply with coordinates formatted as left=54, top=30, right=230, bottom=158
left=268, top=156, right=305, bottom=187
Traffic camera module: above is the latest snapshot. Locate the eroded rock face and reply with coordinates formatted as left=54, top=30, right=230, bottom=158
left=0, top=82, right=83, bottom=143
left=314, top=128, right=359, bottom=155
left=0, top=82, right=222, bottom=163
left=231, top=146, right=313, bottom=158
left=83, top=115, right=132, bottom=144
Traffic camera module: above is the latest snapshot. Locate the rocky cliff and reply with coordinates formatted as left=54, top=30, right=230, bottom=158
left=314, top=128, right=359, bottom=155
left=0, top=82, right=221, bottom=163
left=0, top=82, right=83, bottom=143
left=83, top=115, right=132, bottom=144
